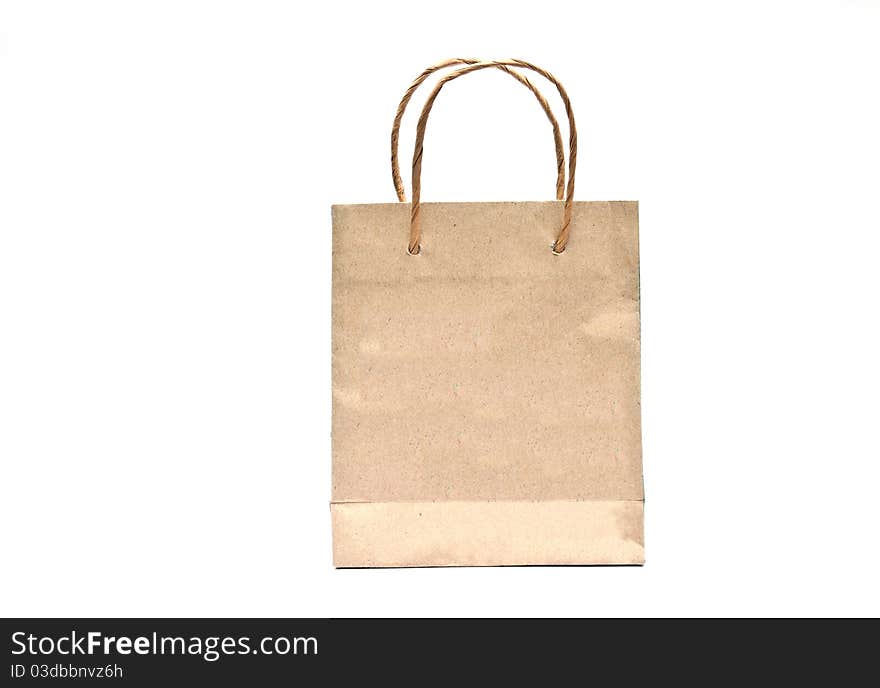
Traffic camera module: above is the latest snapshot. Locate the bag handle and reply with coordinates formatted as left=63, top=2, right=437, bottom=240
left=409, top=59, right=577, bottom=255
left=391, top=58, right=565, bottom=204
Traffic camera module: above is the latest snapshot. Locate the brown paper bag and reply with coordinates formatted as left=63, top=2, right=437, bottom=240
left=332, top=59, right=643, bottom=567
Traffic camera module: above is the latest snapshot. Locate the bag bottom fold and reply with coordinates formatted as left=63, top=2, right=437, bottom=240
left=331, top=499, right=644, bottom=568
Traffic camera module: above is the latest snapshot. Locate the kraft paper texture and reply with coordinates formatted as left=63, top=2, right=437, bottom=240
left=332, top=201, right=643, bottom=567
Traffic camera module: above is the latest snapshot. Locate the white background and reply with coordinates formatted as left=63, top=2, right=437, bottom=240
left=1, top=1, right=878, bottom=617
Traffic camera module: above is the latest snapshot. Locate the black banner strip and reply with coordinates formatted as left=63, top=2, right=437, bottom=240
left=2, top=618, right=875, bottom=684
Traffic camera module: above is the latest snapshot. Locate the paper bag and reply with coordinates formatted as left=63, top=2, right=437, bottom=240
left=332, top=59, right=643, bottom=567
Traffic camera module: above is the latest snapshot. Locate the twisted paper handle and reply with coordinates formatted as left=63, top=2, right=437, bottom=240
left=391, top=58, right=565, bottom=203
left=409, top=59, right=577, bottom=255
